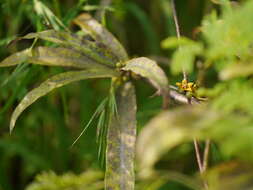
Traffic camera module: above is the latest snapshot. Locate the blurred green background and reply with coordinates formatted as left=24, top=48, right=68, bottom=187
left=0, top=0, right=243, bottom=190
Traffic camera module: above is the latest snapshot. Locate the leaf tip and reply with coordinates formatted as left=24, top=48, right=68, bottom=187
left=9, top=121, right=15, bottom=134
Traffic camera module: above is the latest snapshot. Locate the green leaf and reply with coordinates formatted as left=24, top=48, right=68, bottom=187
left=0, top=49, right=31, bottom=67
left=20, top=30, right=117, bottom=67
left=136, top=105, right=216, bottom=177
left=33, top=0, right=68, bottom=31
left=21, top=30, right=74, bottom=45
left=0, top=46, right=112, bottom=70
left=73, top=13, right=128, bottom=61
left=10, top=69, right=118, bottom=132
left=7, top=29, right=121, bottom=69
left=82, top=5, right=115, bottom=12
left=71, top=97, right=108, bottom=147
left=29, top=46, right=112, bottom=70
left=122, top=57, right=169, bottom=94
left=25, top=170, right=104, bottom=190
left=105, top=82, right=136, bottom=190
left=220, top=63, right=253, bottom=80
left=171, top=43, right=203, bottom=75
left=161, top=36, right=196, bottom=49
left=203, top=0, right=253, bottom=60
left=161, top=36, right=203, bottom=75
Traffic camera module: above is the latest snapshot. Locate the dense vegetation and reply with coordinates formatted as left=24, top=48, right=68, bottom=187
left=1, top=0, right=253, bottom=190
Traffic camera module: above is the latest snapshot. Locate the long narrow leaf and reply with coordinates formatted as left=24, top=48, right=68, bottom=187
left=21, top=30, right=117, bottom=67
left=71, top=97, right=108, bottom=147
left=33, top=0, right=68, bottom=31
left=0, top=49, right=31, bottom=67
left=29, top=46, right=111, bottom=69
left=105, top=82, right=136, bottom=190
left=0, top=46, right=112, bottom=70
left=10, top=69, right=118, bottom=132
left=74, top=13, right=128, bottom=61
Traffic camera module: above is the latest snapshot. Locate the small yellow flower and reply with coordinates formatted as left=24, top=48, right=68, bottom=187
left=176, top=79, right=197, bottom=94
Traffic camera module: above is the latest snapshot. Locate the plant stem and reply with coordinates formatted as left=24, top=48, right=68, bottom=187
left=194, top=139, right=210, bottom=189
left=202, top=139, right=211, bottom=189
left=169, top=88, right=200, bottom=104
left=193, top=138, right=203, bottom=173
left=171, top=0, right=187, bottom=80
left=171, top=2, right=210, bottom=189
left=203, top=139, right=211, bottom=172
left=171, top=0, right=180, bottom=39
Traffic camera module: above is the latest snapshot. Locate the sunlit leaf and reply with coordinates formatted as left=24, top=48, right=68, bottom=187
left=105, top=82, right=136, bottom=190
left=10, top=69, right=118, bottom=132
left=26, top=170, right=104, bottom=190
left=20, top=30, right=117, bottom=67
left=161, top=36, right=203, bottom=75
left=136, top=105, right=217, bottom=177
left=161, top=36, right=196, bottom=49
left=122, top=57, right=169, bottom=95
left=29, top=46, right=112, bottom=69
left=21, top=30, right=75, bottom=45
left=0, top=46, right=113, bottom=70
left=220, top=63, right=253, bottom=80
left=0, top=49, right=31, bottom=67
left=171, top=43, right=203, bottom=75
left=203, top=0, right=253, bottom=59
left=73, top=13, right=128, bottom=61
left=137, top=96, right=253, bottom=177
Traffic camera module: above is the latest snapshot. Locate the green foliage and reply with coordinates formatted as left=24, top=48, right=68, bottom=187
left=73, top=13, right=128, bottom=61
left=25, top=170, right=104, bottom=190
left=202, top=1, right=253, bottom=60
left=2, top=0, right=253, bottom=190
left=0, top=1, right=167, bottom=190
left=162, top=36, right=203, bottom=75
left=0, top=24, right=121, bottom=132
left=33, top=0, right=68, bottom=31
left=9, top=69, right=118, bottom=132
left=137, top=0, right=253, bottom=189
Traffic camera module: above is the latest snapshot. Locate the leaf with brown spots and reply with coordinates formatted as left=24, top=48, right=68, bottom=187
left=105, top=82, right=136, bottom=190
left=74, top=13, right=128, bottom=61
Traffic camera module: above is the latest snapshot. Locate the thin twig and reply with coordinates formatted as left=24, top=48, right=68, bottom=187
left=169, top=89, right=200, bottom=105
left=171, top=0, right=181, bottom=39
left=194, top=139, right=209, bottom=189
left=170, top=3, right=209, bottom=188
left=193, top=139, right=203, bottom=173
left=203, top=139, right=211, bottom=172
left=171, top=0, right=187, bottom=80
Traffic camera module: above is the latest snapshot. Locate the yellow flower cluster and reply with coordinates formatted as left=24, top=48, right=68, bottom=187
left=176, top=79, right=197, bottom=93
